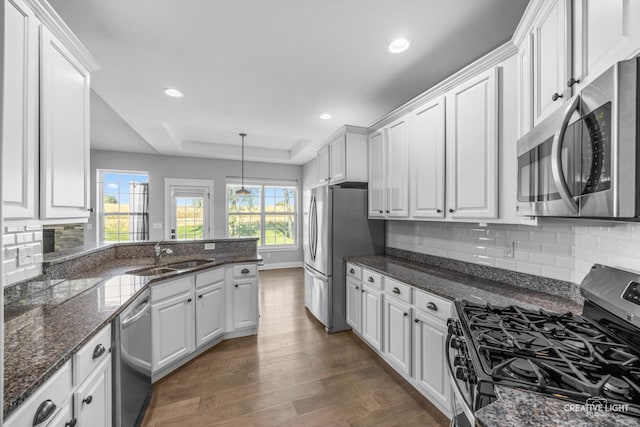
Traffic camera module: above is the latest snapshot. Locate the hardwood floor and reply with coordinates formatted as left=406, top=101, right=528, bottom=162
left=141, top=268, right=449, bottom=426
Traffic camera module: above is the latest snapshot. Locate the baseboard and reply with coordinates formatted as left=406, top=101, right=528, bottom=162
left=258, top=261, right=303, bottom=271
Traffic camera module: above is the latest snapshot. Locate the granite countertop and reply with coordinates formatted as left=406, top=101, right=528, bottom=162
left=3, top=252, right=261, bottom=420
left=346, top=255, right=582, bottom=313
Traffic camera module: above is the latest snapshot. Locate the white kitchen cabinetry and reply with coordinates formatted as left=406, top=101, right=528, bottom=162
left=383, top=295, right=412, bottom=376
left=414, top=311, right=450, bottom=411
left=231, top=264, right=258, bottom=330
left=385, top=118, right=410, bottom=218
left=151, top=286, right=195, bottom=372
left=573, top=0, right=640, bottom=89
left=3, top=0, right=39, bottom=220
left=195, top=279, right=225, bottom=348
left=73, top=357, right=111, bottom=427
left=409, top=96, right=446, bottom=218
left=317, top=126, right=368, bottom=186
left=361, top=283, right=383, bottom=351
left=445, top=67, right=498, bottom=219
left=40, top=26, right=91, bottom=220
left=346, top=277, right=362, bottom=333
left=367, top=132, right=386, bottom=218
left=531, top=0, right=570, bottom=126
left=46, top=399, right=73, bottom=427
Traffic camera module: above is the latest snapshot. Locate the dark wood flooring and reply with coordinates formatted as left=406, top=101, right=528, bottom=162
left=141, top=268, right=449, bottom=426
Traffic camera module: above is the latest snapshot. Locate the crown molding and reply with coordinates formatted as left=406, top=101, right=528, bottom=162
left=368, top=41, right=517, bottom=132
left=511, top=0, right=547, bottom=47
left=25, top=0, right=101, bottom=72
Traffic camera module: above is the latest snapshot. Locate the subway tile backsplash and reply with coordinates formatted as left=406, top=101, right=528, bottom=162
left=3, top=225, right=43, bottom=286
left=387, top=219, right=640, bottom=284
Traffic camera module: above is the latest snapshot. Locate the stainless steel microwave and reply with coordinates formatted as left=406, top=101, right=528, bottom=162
left=516, top=57, right=640, bottom=219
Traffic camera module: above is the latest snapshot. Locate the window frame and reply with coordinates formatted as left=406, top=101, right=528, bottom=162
left=97, top=169, right=150, bottom=243
left=164, top=178, right=214, bottom=241
left=225, top=179, right=299, bottom=250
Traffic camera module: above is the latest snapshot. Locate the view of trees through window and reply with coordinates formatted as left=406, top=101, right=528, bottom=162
left=175, top=196, right=204, bottom=240
left=227, top=184, right=296, bottom=246
left=100, top=170, right=149, bottom=241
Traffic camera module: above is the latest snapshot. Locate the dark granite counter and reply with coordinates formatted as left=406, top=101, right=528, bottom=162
left=346, top=255, right=582, bottom=314
left=3, top=252, right=260, bottom=420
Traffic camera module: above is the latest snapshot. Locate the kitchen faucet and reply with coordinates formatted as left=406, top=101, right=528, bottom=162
left=154, top=241, right=174, bottom=265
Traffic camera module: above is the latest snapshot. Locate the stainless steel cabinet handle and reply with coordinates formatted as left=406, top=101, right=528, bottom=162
left=392, top=287, right=400, bottom=294
left=427, top=302, right=438, bottom=312
left=92, top=344, right=106, bottom=360
left=33, top=400, right=57, bottom=425
left=241, top=268, right=250, bottom=274
left=82, top=395, right=93, bottom=405
left=368, top=277, right=374, bottom=283
left=552, top=92, right=563, bottom=101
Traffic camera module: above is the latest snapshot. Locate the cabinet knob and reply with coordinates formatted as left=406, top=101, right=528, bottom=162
left=427, top=302, right=438, bottom=312
left=33, top=400, right=57, bottom=425
left=386, top=210, right=390, bottom=214
left=65, top=418, right=78, bottom=427
left=235, top=284, right=239, bottom=288
left=198, top=294, right=203, bottom=299
left=378, top=210, right=383, bottom=214
left=436, top=209, right=442, bottom=213
left=349, top=268, right=355, bottom=274
left=567, top=77, right=580, bottom=88
left=87, top=208, right=94, bottom=212
left=92, top=344, right=106, bottom=360
left=403, top=312, right=408, bottom=317
left=355, top=286, right=359, bottom=290
left=414, top=318, right=419, bottom=323
left=186, top=298, right=192, bottom=303
left=82, top=395, right=93, bottom=405
left=551, top=92, right=563, bottom=101
left=368, top=277, right=374, bottom=283
left=392, top=287, right=400, bottom=294
left=448, top=208, right=454, bottom=213
left=361, top=289, right=365, bottom=293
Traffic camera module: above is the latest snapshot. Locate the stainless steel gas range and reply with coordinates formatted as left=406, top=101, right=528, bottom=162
left=446, top=264, right=640, bottom=426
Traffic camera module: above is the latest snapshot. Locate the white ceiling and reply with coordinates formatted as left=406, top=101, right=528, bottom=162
left=50, top=0, right=528, bottom=165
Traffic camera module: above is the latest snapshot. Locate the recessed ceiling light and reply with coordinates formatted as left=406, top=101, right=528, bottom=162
left=320, top=113, right=332, bottom=120
left=388, top=38, right=410, bottom=54
left=164, top=88, right=184, bottom=98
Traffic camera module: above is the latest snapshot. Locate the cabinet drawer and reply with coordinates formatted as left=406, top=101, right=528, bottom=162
left=73, top=323, right=111, bottom=387
left=233, top=264, right=256, bottom=278
left=415, top=289, right=452, bottom=322
left=384, top=277, right=412, bottom=304
left=361, top=269, right=382, bottom=290
left=151, top=276, right=194, bottom=302
left=4, top=361, right=72, bottom=427
left=196, top=267, right=225, bottom=288
left=346, top=263, right=361, bottom=280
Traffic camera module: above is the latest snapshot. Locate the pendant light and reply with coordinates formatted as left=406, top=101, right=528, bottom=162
left=236, top=132, right=250, bottom=195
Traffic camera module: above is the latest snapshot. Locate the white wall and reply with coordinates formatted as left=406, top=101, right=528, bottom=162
left=387, top=218, right=640, bottom=284
left=89, top=150, right=303, bottom=267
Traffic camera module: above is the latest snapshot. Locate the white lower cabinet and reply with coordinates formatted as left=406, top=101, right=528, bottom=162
left=361, top=283, right=383, bottom=351
left=232, top=279, right=258, bottom=329
left=414, top=311, right=450, bottom=410
left=152, top=289, right=195, bottom=372
left=46, top=399, right=73, bottom=427
left=383, top=296, right=412, bottom=376
left=346, top=277, right=361, bottom=333
left=195, top=281, right=225, bottom=347
left=73, top=357, right=111, bottom=427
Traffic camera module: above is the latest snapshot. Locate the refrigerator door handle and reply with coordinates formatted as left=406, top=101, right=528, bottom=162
left=310, top=195, right=318, bottom=261
left=304, top=265, right=328, bottom=282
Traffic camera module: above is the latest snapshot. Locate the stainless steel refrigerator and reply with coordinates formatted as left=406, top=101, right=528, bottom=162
left=303, top=185, right=385, bottom=333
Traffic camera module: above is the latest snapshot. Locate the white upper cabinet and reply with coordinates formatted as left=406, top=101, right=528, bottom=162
left=573, top=0, right=640, bottom=89
left=531, top=0, right=570, bottom=126
left=317, top=144, right=330, bottom=185
left=316, top=126, right=368, bottom=186
left=367, top=132, right=386, bottom=218
left=3, top=0, right=39, bottom=220
left=385, top=118, right=410, bottom=218
left=40, top=26, right=91, bottom=220
left=409, top=96, right=446, bottom=219
left=329, top=134, right=346, bottom=183
left=517, top=34, right=534, bottom=138
left=445, top=67, right=498, bottom=219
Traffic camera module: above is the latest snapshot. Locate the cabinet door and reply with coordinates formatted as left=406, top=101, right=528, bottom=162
left=414, top=311, right=450, bottom=410
left=346, top=277, right=361, bottom=333
left=74, top=358, right=111, bottom=427
left=383, top=297, right=412, bottom=376
left=532, top=0, right=569, bottom=125
left=518, top=34, right=534, bottom=138
left=386, top=118, right=409, bottom=218
left=317, top=145, right=330, bottom=185
left=409, top=97, right=445, bottom=218
left=329, top=134, right=346, bottom=183
left=573, top=0, right=640, bottom=88
left=361, top=285, right=383, bottom=351
left=367, top=132, right=386, bottom=218
left=195, top=281, right=225, bottom=348
left=233, top=279, right=258, bottom=329
left=446, top=67, right=498, bottom=219
left=3, top=0, right=39, bottom=220
left=152, top=291, right=195, bottom=372
left=40, top=26, right=91, bottom=220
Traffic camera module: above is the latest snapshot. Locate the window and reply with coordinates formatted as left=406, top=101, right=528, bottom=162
left=227, top=181, right=297, bottom=247
left=164, top=178, right=213, bottom=240
left=98, top=170, right=149, bottom=242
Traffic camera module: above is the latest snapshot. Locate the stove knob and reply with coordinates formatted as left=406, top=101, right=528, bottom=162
left=454, top=356, right=465, bottom=367
left=455, top=366, right=468, bottom=381
left=450, top=337, right=460, bottom=349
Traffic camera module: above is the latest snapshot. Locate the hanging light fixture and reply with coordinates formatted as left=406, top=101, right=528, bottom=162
left=236, top=132, right=250, bottom=195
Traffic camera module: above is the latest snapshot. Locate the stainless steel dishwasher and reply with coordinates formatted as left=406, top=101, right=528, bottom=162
left=114, top=289, right=152, bottom=427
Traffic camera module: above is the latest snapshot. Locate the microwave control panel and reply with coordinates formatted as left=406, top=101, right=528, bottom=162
left=622, top=281, right=640, bottom=306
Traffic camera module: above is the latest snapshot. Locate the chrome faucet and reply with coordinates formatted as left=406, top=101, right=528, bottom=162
left=154, top=242, right=174, bottom=265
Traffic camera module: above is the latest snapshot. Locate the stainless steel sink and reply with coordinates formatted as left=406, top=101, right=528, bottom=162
left=167, top=259, right=214, bottom=269
left=127, top=267, right=178, bottom=276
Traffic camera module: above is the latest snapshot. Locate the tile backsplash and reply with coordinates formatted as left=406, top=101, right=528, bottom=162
left=387, top=219, right=640, bottom=284
left=3, top=225, right=44, bottom=286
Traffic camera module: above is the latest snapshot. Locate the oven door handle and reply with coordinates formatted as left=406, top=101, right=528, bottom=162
left=445, top=333, right=475, bottom=425
left=551, top=95, right=581, bottom=215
